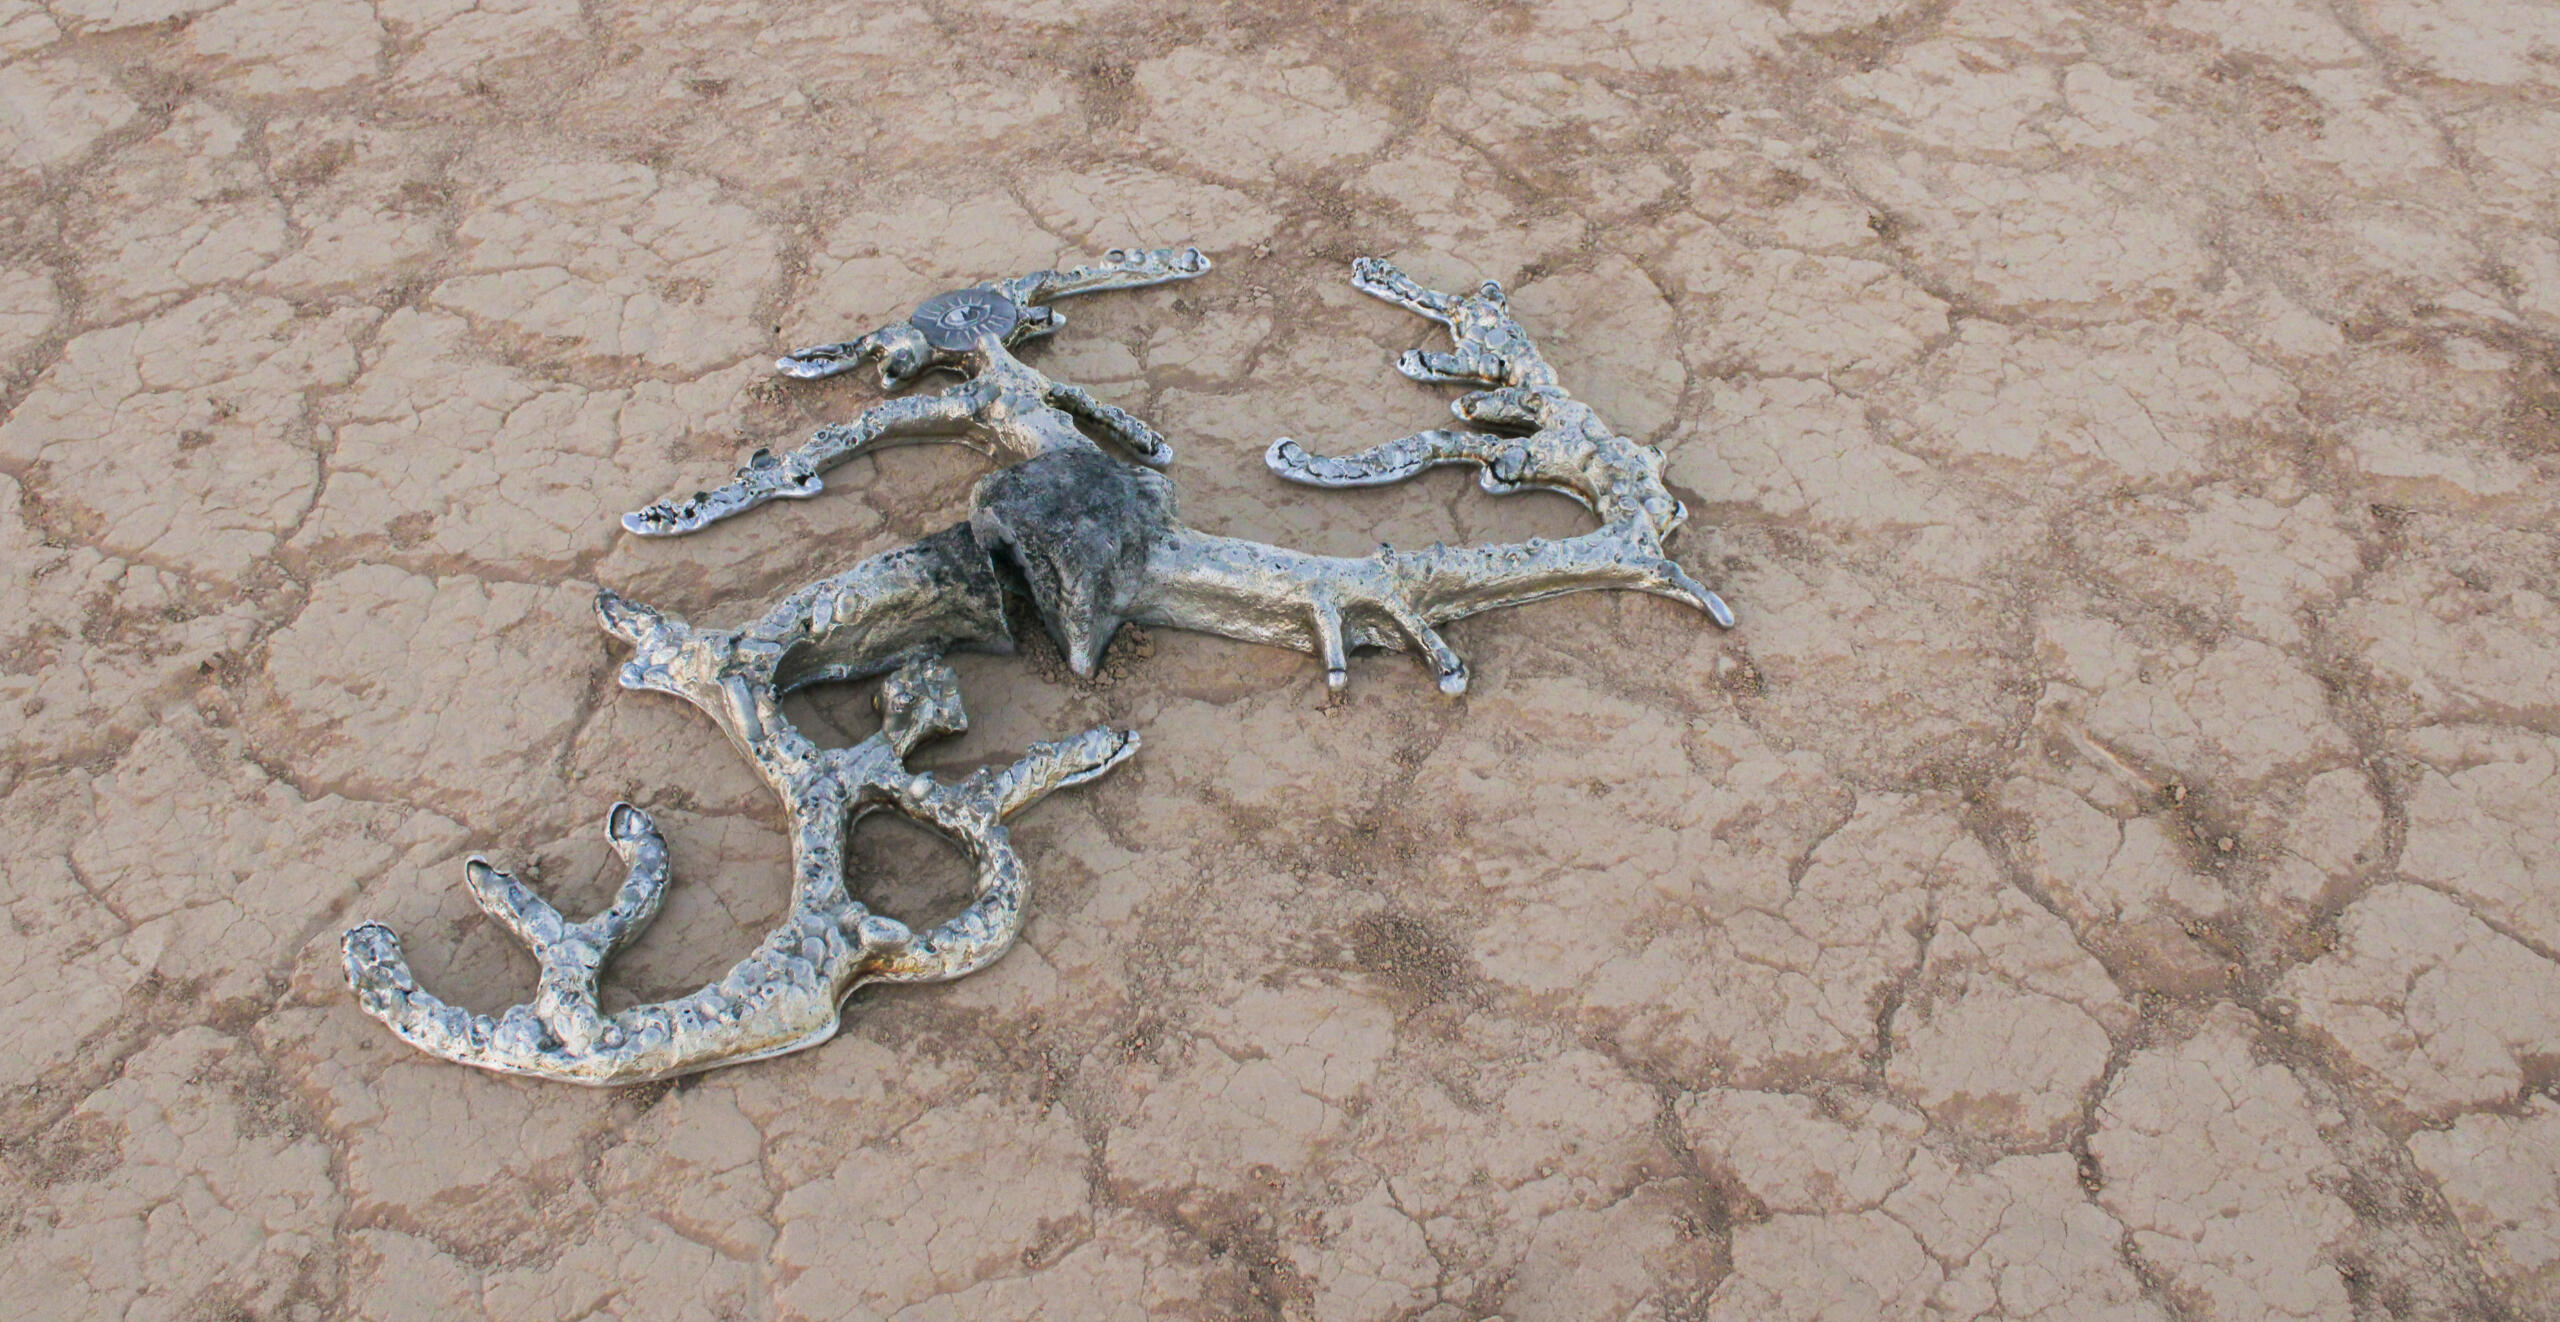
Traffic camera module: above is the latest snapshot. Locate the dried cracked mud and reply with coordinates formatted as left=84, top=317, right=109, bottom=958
left=3, top=0, right=2558, bottom=1317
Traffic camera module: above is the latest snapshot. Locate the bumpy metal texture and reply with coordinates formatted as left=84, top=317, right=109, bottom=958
left=344, top=248, right=1733, bottom=1084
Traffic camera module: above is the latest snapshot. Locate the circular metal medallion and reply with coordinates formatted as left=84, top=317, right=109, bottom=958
left=909, top=287, right=1021, bottom=351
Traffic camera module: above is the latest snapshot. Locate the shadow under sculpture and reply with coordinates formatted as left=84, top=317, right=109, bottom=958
left=343, top=248, right=1734, bottom=1084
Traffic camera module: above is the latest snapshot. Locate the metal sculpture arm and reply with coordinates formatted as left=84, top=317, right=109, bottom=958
left=1128, top=258, right=1731, bottom=693
left=622, top=392, right=984, bottom=536
left=625, top=247, right=1209, bottom=537
left=342, top=711, right=1133, bottom=1085
left=990, top=245, right=1211, bottom=309
left=772, top=247, right=1208, bottom=384
left=344, top=525, right=1136, bottom=1085
left=1045, top=380, right=1173, bottom=468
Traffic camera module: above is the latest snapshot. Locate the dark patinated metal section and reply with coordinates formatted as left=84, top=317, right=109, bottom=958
left=971, top=447, right=1179, bottom=676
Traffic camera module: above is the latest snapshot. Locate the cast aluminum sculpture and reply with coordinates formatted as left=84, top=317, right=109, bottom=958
left=343, top=248, right=1733, bottom=1084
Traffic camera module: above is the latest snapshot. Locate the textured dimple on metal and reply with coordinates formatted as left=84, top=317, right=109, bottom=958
left=343, top=247, right=1736, bottom=1085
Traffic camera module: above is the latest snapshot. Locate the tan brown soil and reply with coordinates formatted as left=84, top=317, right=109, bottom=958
left=4, top=0, right=2558, bottom=1316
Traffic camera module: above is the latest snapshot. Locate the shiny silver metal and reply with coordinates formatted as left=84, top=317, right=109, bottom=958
left=344, top=250, right=1732, bottom=1084
left=345, top=568, right=1136, bottom=1084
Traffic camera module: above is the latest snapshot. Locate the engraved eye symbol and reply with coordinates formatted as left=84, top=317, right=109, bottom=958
left=911, top=289, right=1021, bottom=348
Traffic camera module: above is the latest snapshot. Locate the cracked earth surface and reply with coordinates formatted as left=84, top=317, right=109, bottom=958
left=2, top=0, right=2557, bottom=1317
